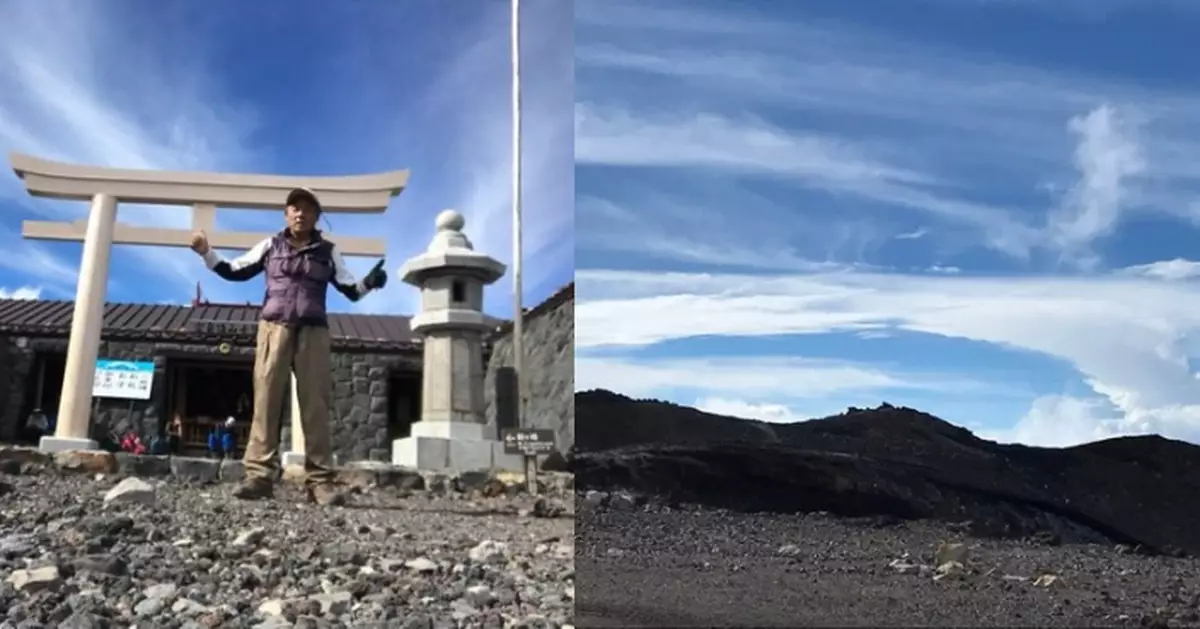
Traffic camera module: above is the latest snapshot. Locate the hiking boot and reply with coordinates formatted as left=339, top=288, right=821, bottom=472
left=232, top=477, right=274, bottom=500
left=307, top=482, right=347, bottom=507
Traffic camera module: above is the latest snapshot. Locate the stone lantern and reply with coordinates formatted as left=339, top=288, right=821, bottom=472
left=391, top=210, right=519, bottom=471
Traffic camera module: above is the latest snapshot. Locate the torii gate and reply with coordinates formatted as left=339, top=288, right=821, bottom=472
left=9, top=153, right=409, bottom=453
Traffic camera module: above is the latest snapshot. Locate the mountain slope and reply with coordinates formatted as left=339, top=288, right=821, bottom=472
left=573, top=390, right=1200, bottom=556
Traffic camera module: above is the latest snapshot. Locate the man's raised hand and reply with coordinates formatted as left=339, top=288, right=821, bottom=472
left=364, top=259, right=388, bottom=290
left=190, top=230, right=210, bottom=255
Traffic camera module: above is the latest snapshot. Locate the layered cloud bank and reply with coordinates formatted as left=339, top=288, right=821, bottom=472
left=575, top=0, right=1200, bottom=446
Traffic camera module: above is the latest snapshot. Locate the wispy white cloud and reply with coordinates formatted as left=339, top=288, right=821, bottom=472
left=575, top=353, right=1000, bottom=401
left=577, top=1, right=1200, bottom=266
left=895, top=228, right=928, bottom=241
left=1049, top=105, right=1146, bottom=265
left=576, top=106, right=938, bottom=187
left=1121, top=258, right=1200, bottom=281
left=576, top=99, right=1155, bottom=265
left=375, top=1, right=573, bottom=316
left=0, top=223, right=81, bottom=294
left=577, top=268, right=1200, bottom=444
left=576, top=194, right=870, bottom=273
left=0, top=2, right=573, bottom=315
left=0, top=1, right=260, bottom=301
left=575, top=0, right=1200, bottom=447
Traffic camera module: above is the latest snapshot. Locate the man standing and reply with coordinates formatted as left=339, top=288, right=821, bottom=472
left=190, top=187, right=387, bottom=505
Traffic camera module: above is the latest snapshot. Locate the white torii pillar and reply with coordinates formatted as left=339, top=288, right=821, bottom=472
left=9, top=153, right=408, bottom=454
left=283, top=374, right=305, bottom=467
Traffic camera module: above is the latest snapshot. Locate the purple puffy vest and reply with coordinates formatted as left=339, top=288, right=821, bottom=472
left=260, top=234, right=335, bottom=326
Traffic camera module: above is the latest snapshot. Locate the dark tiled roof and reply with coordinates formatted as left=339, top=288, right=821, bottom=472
left=0, top=299, right=416, bottom=351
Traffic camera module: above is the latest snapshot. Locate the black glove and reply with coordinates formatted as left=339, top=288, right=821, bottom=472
left=364, top=259, right=388, bottom=290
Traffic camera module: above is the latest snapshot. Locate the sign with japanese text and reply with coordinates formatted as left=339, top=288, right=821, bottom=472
left=502, top=429, right=556, bottom=456
left=93, top=359, right=154, bottom=400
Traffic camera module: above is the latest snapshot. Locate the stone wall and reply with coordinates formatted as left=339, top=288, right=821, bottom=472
left=483, top=283, right=575, bottom=453
left=303, top=352, right=422, bottom=462
left=0, top=335, right=420, bottom=461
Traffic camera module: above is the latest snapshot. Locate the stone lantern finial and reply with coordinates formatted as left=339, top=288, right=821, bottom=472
left=429, top=209, right=472, bottom=252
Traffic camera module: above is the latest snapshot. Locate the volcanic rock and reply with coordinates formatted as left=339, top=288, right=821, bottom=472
left=574, top=390, right=1200, bottom=556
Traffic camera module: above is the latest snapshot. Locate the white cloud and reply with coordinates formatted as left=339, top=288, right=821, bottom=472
left=576, top=106, right=937, bottom=187
left=576, top=267, right=1200, bottom=444
left=353, top=1, right=573, bottom=317
left=0, top=285, right=41, bottom=300
left=0, top=224, right=81, bottom=293
left=0, top=2, right=259, bottom=300
left=1120, top=258, right=1200, bottom=281
left=575, top=353, right=1005, bottom=401
left=895, top=228, right=928, bottom=240
left=979, top=395, right=1123, bottom=447
left=0, top=3, right=572, bottom=314
left=576, top=100, right=1158, bottom=265
left=695, top=397, right=807, bottom=424
left=575, top=194, right=872, bottom=273
left=1049, top=105, right=1146, bottom=264
left=574, top=0, right=1200, bottom=447
left=578, top=1, right=1200, bottom=257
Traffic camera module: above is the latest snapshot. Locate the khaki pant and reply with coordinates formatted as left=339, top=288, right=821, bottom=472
left=243, top=320, right=335, bottom=486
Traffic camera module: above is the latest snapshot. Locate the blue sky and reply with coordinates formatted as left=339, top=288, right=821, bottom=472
left=574, top=0, right=1200, bottom=446
left=0, top=0, right=573, bottom=317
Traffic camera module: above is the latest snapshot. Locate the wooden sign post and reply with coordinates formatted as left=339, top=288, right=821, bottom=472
left=503, top=428, right=555, bottom=495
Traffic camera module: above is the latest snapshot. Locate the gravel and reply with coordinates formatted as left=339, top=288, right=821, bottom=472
left=0, top=467, right=574, bottom=629
left=576, top=495, right=1200, bottom=628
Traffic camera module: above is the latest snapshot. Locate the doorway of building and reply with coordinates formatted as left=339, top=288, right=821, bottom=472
left=169, top=360, right=254, bottom=456
left=15, top=352, right=67, bottom=444
left=387, top=373, right=421, bottom=441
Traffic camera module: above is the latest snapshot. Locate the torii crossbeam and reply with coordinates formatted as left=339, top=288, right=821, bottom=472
left=9, top=152, right=409, bottom=453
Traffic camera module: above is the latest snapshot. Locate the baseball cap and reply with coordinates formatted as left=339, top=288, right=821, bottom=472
left=286, top=187, right=322, bottom=212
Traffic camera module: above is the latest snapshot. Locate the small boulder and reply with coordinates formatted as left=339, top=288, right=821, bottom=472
left=1033, top=573, right=1060, bottom=587
left=933, top=560, right=966, bottom=580
left=7, top=565, right=63, bottom=592
left=468, top=540, right=508, bottom=565
left=257, top=599, right=290, bottom=617
left=308, top=591, right=352, bottom=615
left=404, top=557, right=438, bottom=573
left=104, top=477, right=157, bottom=506
left=232, top=527, right=267, bottom=548
left=54, top=450, right=117, bottom=474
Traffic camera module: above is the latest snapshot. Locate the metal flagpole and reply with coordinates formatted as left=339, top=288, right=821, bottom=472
left=510, top=0, right=526, bottom=430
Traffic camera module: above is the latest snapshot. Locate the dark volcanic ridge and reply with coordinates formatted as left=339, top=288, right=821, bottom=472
left=572, top=389, right=1200, bottom=557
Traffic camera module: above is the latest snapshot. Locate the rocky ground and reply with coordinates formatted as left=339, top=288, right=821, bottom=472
left=0, top=460, right=575, bottom=629
left=576, top=493, right=1200, bottom=627
left=575, top=392, right=1200, bottom=556
left=573, top=391, right=1200, bottom=627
